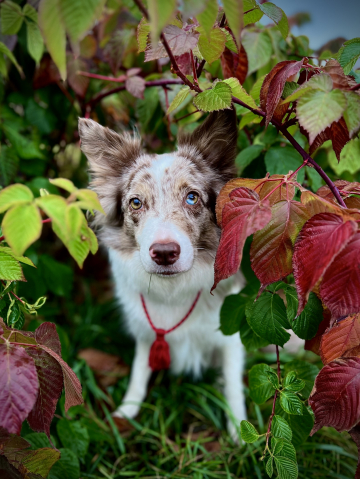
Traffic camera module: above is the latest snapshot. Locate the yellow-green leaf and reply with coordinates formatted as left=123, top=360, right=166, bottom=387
left=35, top=195, right=67, bottom=227
left=1, top=0, right=23, bottom=35
left=49, top=177, right=77, bottom=193
left=65, top=204, right=83, bottom=239
left=0, top=41, right=23, bottom=76
left=0, top=246, right=35, bottom=267
left=59, top=0, right=105, bottom=44
left=26, top=20, right=44, bottom=64
left=0, top=184, right=34, bottom=214
left=23, top=3, right=38, bottom=22
left=328, top=137, right=360, bottom=175
left=239, top=111, right=262, bottom=129
left=0, top=250, right=25, bottom=281
left=222, top=0, right=242, bottom=46
left=259, top=2, right=289, bottom=40
left=197, top=26, right=226, bottom=64
left=344, top=91, right=360, bottom=138
left=21, top=448, right=60, bottom=478
left=137, top=17, right=150, bottom=53
left=167, top=86, right=191, bottom=114
left=38, top=0, right=67, bottom=80
left=223, top=77, right=258, bottom=109
left=87, top=226, right=98, bottom=255
left=193, top=81, right=232, bottom=112
left=2, top=203, right=42, bottom=256
left=148, top=0, right=177, bottom=43
left=75, top=189, right=105, bottom=214
left=197, top=0, right=218, bottom=39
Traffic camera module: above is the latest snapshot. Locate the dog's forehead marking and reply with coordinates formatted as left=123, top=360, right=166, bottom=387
left=147, top=153, right=177, bottom=183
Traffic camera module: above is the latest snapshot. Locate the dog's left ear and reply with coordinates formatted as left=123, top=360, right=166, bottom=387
left=177, top=109, right=238, bottom=181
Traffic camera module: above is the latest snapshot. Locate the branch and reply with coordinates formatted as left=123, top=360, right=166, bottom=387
left=85, top=78, right=183, bottom=109
left=78, top=71, right=127, bottom=83
left=231, top=96, right=347, bottom=207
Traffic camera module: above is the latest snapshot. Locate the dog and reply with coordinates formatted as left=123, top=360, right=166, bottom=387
left=78, top=110, right=247, bottom=439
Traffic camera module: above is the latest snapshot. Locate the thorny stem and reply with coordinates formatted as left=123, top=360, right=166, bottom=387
left=265, top=346, right=281, bottom=450
left=0, top=218, right=52, bottom=243
left=231, top=97, right=347, bottom=207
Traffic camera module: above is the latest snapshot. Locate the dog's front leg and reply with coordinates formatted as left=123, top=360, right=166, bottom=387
left=112, top=339, right=152, bottom=419
left=222, top=339, right=247, bottom=442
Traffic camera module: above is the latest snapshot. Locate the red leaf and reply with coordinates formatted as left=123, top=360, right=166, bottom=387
left=305, top=309, right=332, bottom=355
left=320, top=314, right=360, bottom=365
left=125, top=76, right=146, bottom=99
left=212, top=187, right=271, bottom=290
left=258, top=175, right=296, bottom=206
left=220, top=45, right=248, bottom=84
left=34, top=322, right=61, bottom=356
left=309, top=357, right=360, bottom=434
left=0, top=427, right=30, bottom=453
left=317, top=180, right=360, bottom=200
left=307, top=118, right=350, bottom=161
left=261, top=60, right=304, bottom=127
left=293, top=213, right=357, bottom=315
left=175, top=52, right=192, bottom=75
left=26, top=348, right=63, bottom=437
left=39, top=345, right=83, bottom=411
left=0, top=344, right=38, bottom=434
left=251, top=200, right=310, bottom=287
left=348, top=423, right=360, bottom=479
left=324, top=59, right=359, bottom=91
left=321, top=233, right=360, bottom=317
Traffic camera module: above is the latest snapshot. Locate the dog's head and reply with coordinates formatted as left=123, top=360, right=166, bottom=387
left=78, top=111, right=237, bottom=278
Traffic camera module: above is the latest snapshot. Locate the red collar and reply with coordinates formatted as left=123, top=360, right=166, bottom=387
left=140, top=291, right=202, bottom=371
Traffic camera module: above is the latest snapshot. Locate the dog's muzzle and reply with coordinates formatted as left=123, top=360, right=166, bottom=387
left=149, top=242, right=181, bottom=266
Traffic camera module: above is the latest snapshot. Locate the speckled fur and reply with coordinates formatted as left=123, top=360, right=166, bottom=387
left=78, top=111, right=247, bottom=439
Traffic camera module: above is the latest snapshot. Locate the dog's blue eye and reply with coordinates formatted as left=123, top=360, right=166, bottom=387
left=130, top=198, right=142, bottom=210
left=186, top=192, right=199, bottom=205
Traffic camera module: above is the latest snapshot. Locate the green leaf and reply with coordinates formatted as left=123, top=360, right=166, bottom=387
left=248, top=363, right=277, bottom=404
left=344, top=91, right=360, bottom=138
left=38, top=0, right=67, bottom=80
left=193, top=81, right=232, bottom=112
left=65, top=217, right=92, bottom=268
left=75, top=189, right=105, bottom=214
left=26, top=20, right=44, bottom=64
left=0, top=185, right=29, bottom=217
left=2, top=203, right=42, bottom=256
left=23, top=3, right=38, bottom=22
left=0, top=41, right=23, bottom=76
left=328, top=137, right=360, bottom=175
left=259, top=2, right=289, bottom=40
left=240, top=314, right=270, bottom=351
left=272, top=437, right=284, bottom=455
left=221, top=28, right=238, bottom=53
left=297, top=88, right=347, bottom=145
left=305, top=166, right=323, bottom=192
left=36, top=195, right=67, bottom=229
left=148, top=0, right=177, bottom=42
left=264, top=146, right=305, bottom=184
left=56, top=419, right=89, bottom=461
left=2, top=123, right=45, bottom=159
left=283, top=371, right=306, bottom=394
left=283, top=360, right=319, bottom=399
left=0, top=250, right=24, bottom=281
left=86, top=226, right=98, bottom=255
left=271, top=415, right=292, bottom=442
left=279, top=390, right=303, bottom=415
left=246, top=292, right=290, bottom=347
left=65, top=204, right=83, bottom=239
left=21, top=448, right=60, bottom=478
left=39, top=255, right=73, bottom=297
left=339, top=38, right=360, bottom=75
left=197, top=26, right=226, bottom=64
left=240, top=420, right=260, bottom=443
left=136, top=87, right=159, bottom=130
left=1, top=0, right=23, bottom=34
left=274, top=456, right=298, bottom=479
left=137, top=18, right=150, bottom=53
left=266, top=456, right=273, bottom=477
left=197, top=0, right=218, bottom=39
left=222, top=0, right=242, bottom=46
left=275, top=439, right=296, bottom=462
left=244, top=7, right=263, bottom=26
left=0, top=146, right=18, bottom=187
left=235, top=145, right=263, bottom=174
left=48, top=448, right=80, bottom=479
left=239, top=111, right=262, bottom=129
left=49, top=178, right=77, bottom=193
left=220, top=294, right=247, bottom=335
left=285, top=287, right=323, bottom=340
left=242, top=31, right=272, bottom=75
left=60, top=0, right=105, bottom=45
left=281, top=73, right=333, bottom=105
left=250, top=75, right=265, bottom=104
left=167, top=86, right=191, bottom=115
left=7, top=298, right=25, bottom=329
left=223, top=77, right=258, bottom=109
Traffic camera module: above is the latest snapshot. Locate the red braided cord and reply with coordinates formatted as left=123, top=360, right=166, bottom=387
left=140, top=290, right=202, bottom=334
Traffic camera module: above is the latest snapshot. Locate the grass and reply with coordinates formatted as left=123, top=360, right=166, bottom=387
left=22, top=286, right=358, bottom=479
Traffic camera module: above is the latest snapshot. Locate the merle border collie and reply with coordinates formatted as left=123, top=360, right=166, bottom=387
left=78, top=110, right=246, bottom=438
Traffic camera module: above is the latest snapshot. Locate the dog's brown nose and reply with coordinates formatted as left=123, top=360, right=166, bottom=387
left=149, top=242, right=181, bottom=266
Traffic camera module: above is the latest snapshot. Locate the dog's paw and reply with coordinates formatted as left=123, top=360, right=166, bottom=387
left=112, top=403, right=140, bottom=420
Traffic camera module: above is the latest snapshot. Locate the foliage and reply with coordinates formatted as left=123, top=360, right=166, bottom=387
left=0, top=0, right=359, bottom=477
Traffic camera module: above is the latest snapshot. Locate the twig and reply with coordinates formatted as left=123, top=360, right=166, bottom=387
left=174, top=109, right=200, bottom=123
left=77, top=71, right=127, bottom=83
left=190, top=50, right=198, bottom=85
left=86, top=78, right=183, bottom=109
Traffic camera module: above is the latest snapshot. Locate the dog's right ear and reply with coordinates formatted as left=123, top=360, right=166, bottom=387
left=78, top=118, right=142, bottom=180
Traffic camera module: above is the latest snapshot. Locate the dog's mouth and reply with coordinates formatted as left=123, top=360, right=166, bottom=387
left=156, top=271, right=181, bottom=277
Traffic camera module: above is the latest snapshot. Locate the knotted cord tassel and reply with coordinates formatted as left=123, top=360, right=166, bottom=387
left=148, top=330, right=171, bottom=371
